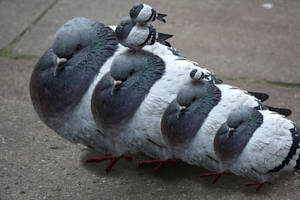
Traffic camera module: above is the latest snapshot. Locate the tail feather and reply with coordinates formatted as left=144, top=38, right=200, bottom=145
left=161, top=41, right=171, bottom=47
left=157, top=13, right=167, bottom=23
left=265, top=106, right=292, bottom=117
left=157, top=32, right=173, bottom=43
left=295, top=125, right=300, bottom=170
left=248, top=91, right=269, bottom=102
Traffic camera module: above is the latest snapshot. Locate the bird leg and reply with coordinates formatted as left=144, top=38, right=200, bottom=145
left=200, top=171, right=231, bottom=184
left=128, top=49, right=137, bottom=54
left=86, top=154, right=132, bottom=172
left=246, top=181, right=271, bottom=192
left=139, top=159, right=178, bottom=172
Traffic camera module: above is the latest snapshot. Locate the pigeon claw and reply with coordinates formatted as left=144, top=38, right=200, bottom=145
left=86, top=154, right=132, bottom=172
left=200, top=171, right=231, bottom=184
left=246, top=181, right=271, bottom=192
left=138, top=159, right=178, bottom=172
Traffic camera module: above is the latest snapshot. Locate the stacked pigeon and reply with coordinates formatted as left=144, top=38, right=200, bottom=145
left=29, top=2, right=298, bottom=191
left=115, top=3, right=173, bottom=51
left=30, top=12, right=217, bottom=171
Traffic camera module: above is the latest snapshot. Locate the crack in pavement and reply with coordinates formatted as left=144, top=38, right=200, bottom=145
left=6, top=0, right=60, bottom=48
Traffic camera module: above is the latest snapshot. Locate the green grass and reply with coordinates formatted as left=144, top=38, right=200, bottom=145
left=0, top=44, right=39, bottom=61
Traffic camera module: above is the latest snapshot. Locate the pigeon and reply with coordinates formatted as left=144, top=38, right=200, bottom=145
left=91, top=49, right=221, bottom=170
left=30, top=17, right=118, bottom=159
left=214, top=106, right=300, bottom=191
left=129, top=2, right=167, bottom=24
left=161, top=77, right=291, bottom=181
left=115, top=16, right=173, bottom=51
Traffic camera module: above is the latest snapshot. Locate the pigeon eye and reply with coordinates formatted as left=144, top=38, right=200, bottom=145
left=192, top=97, right=196, bottom=102
left=75, top=44, right=82, bottom=52
left=129, top=69, right=135, bottom=76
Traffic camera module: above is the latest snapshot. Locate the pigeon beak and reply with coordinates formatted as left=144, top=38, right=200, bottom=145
left=113, top=80, right=123, bottom=88
left=54, top=57, right=67, bottom=76
left=228, top=127, right=235, bottom=137
left=228, top=127, right=235, bottom=132
left=177, top=105, right=187, bottom=118
left=179, top=105, right=187, bottom=112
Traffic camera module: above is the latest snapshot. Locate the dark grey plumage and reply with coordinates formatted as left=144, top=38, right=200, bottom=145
left=30, top=18, right=118, bottom=142
left=91, top=50, right=165, bottom=129
left=161, top=81, right=221, bottom=149
left=214, top=107, right=263, bottom=162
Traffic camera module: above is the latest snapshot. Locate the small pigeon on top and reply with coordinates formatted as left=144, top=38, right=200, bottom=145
left=115, top=16, right=173, bottom=51
left=214, top=106, right=300, bottom=191
left=130, top=2, right=167, bottom=25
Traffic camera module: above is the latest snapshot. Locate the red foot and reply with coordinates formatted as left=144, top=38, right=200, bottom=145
left=201, top=171, right=231, bottom=184
left=86, top=154, right=132, bottom=172
left=246, top=181, right=271, bottom=192
left=139, top=159, right=178, bottom=172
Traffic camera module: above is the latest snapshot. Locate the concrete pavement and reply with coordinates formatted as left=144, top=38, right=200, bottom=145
left=1, top=0, right=300, bottom=199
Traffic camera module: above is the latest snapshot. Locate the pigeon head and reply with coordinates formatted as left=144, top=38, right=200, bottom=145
left=227, top=107, right=254, bottom=130
left=52, top=18, right=96, bottom=75
left=110, top=53, right=143, bottom=89
left=115, top=16, right=136, bottom=42
left=129, top=2, right=143, bottom=19
left=110, top=51, right=162, bottom=90
left=176, top=81, right=207, bottom=115
left=216, top=107, right=254, bottom=138
left=214, top=106, right=263, bottom=162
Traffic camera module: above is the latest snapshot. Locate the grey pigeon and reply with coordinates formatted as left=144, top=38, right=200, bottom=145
left=30, top=17, right=118, bottom=155
left=214, top=106, right=300, bottom=191
left=115, top=16, right=173, bottom=51
left=129, top=2, right=167, bottom=24
left=91, top=51, right=169, bottom=157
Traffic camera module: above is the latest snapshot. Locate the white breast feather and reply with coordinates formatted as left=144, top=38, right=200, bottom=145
left=125, top=25, right=149, bottom=48
left=136, top=4, right=153, bottom=22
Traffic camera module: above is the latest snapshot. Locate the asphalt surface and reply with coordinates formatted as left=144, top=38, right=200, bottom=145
left=0, top=0, right=300, bottom=199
